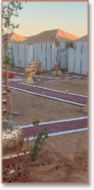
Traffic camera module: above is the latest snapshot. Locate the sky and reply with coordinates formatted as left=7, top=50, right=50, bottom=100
left=3, top=2, right=88, bottom=38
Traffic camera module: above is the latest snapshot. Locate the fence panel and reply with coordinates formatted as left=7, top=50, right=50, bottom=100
left=28, top=44, right=33, bottom=63
left=41, top=43, right=47, bottom=70
left=47, top=43, right=52, bottom=70
left=12, top=44, right=18, bottom=66
left=37, top=43, right=42, bottom=62
left=8, top=44, right=13, bottom=65
left=24, top=44, right=29, bottom=68
left=52, top=43, right=58, bottom=69
left=33, top=43, right=38, bottom=63
left=68, top=48, right=75, bottom=73
left=81, top=42, right=88, bottom=74
left=75, top=42, right=82, bottom=74
left=17, top=44, right=26, bottom=67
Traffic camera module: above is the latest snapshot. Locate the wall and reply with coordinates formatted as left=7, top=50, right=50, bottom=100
left=9, top=41, right=88, bottom=74
left=68, top=42, right=88, bottom=74
left=28, top=42, right=67, bottom=71
left=9, top=44, right=28, bottom=68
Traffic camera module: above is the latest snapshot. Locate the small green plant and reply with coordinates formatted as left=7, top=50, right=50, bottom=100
left=30, top=121, right=48, bottom=162
left=32, top=120, right=39, bottom=127
left=3, top=55, right=12, bottom=69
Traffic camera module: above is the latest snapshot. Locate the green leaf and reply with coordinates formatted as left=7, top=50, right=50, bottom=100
left=30, top=127, right=48, bottom=162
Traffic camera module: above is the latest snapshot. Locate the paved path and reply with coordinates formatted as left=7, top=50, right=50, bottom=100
left=13, top=72, right=87, bottom=82
left=21, top=117, right=88, bottom=139
left=9, top=81, right=87, bottom=106
left=7, top=72, right=88, bottom=139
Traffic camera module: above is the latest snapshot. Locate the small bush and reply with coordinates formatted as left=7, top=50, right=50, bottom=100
left=30, top=121, right=48, bottom=162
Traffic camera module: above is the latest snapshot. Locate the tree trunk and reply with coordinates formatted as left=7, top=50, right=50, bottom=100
left=3, top=34, right=12, bottom=117
left=5, top=64, right=12, bottom=116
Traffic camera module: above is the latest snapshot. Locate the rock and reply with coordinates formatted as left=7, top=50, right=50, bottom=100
left=42, top=92, right=45, bottom=95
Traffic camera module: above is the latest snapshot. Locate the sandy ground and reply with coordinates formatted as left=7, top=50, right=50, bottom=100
left=36, top=79, right=88, bottom=96
left=10, top=69, right=88, bottom=95
left=4, top=74, right=88, bottom=183
left=10, top=89, right=87, bottom=126
left=22, top=130, right=88, bottom=183
left=10, top=77, right=87, bottom=126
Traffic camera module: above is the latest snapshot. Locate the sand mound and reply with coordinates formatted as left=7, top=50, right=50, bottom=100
left=57, top=29, right=78, bottom=40
left=10, top=33, right=26, bottom=42
left=22, top=29, right=79, bottom=44
left=3, top=32, right=26, bottom=44
left=75, top=35, right=88, bottom=42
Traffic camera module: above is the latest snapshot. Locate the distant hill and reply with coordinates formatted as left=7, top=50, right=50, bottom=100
left=3, top=32, right=26, bottom=44
left=75, top=35, right=88, bottom=42
left=22, top=29, right=79, bottom=44
left=4, top=30, right=87, bottom=44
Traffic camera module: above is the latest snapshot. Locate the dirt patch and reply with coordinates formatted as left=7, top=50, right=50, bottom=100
left=23, top=131, right=88, bottom=183
left=10, top=89, right=86, bottom=126
left=10, top=69, right=88, bottom=95
left=36, top=79, right=88, bottom=96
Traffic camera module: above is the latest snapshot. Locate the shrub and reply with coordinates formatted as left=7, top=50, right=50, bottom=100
left=30, top=120, right=48, bottom=162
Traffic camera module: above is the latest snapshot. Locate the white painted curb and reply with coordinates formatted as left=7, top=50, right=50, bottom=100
left=21, top=116, right=88, bottom=129
left=24, top=127, right=88, bottom=141
left=18, top=82, right=87, bottom=98
left=9, top=86, right=86, bottom=107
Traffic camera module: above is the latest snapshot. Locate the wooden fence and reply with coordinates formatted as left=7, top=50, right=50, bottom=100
left=7, top=41, right=88, bottom=74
